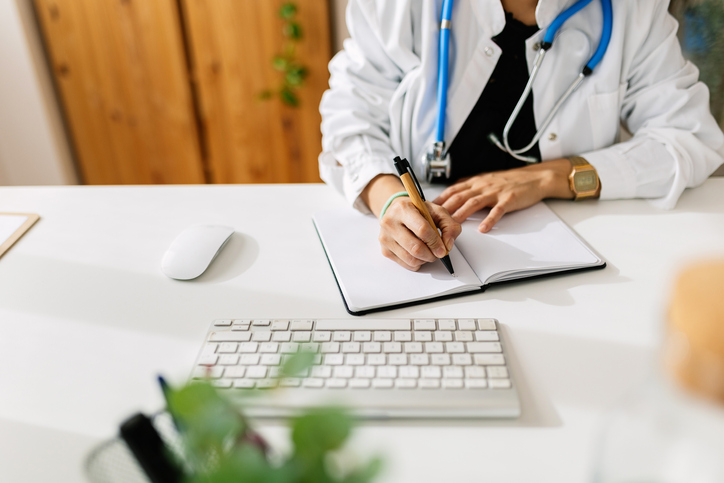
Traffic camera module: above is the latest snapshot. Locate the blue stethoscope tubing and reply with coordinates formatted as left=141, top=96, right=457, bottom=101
left=434, top=0, right=614, bottom=166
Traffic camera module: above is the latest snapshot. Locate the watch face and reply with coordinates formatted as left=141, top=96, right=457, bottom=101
left=574, top=171, right=598, bottom=192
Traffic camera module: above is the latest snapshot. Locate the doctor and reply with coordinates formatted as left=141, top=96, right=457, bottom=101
left=319, top=0, right=724, bottom=272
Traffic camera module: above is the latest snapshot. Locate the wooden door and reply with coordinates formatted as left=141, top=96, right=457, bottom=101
left=180, top=0, right=331, bottom=183
left=35, top=0, right=206, bottom=184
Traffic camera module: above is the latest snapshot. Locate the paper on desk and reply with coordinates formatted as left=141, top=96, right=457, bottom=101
left=313, top=209, right=482, bottom=312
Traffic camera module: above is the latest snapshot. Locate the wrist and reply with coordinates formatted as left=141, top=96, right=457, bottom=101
left=360, top=174, right=405, bottom=217
left=528, top=159, right=574, bottom=199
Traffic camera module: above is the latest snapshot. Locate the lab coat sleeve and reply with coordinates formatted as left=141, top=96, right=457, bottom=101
left=581, top=2, right=724, bottom=209
left=319, top=0, right=416, bottom=213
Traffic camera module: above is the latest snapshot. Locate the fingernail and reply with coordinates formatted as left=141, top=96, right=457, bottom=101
left=436, top=247, right=446, bottom=258
left=479, top=224, right=488, bottom=232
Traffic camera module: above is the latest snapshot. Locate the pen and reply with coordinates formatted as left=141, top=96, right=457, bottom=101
left=393, top=156, right=455, bottom=275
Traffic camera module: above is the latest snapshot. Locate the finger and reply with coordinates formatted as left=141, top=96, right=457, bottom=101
left=381, top=200, right=438, bottom=264
left=479, top=203, right=507, bottom=232
left=440, top=189, right=479, bottom=217
left=428, top=203, right=462, bottom=252
left=380, top=244, right=422, bottom=272
left=433, top=180, right=471, bottom=205
left=452, top=194, right=497, bottom=222
left=398, top=205, right=444, bottom=261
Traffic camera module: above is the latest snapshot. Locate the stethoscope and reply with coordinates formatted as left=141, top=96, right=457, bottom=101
left=422, top=0, right=614, bottom=181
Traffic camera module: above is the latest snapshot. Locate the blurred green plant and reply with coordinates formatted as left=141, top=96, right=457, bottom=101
left=259, top=2, right=309, bottom=107
left=164, top=351, right=382, bottom=483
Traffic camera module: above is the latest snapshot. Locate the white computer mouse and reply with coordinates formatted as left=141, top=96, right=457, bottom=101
left=161, top=225, right=234, bottom=280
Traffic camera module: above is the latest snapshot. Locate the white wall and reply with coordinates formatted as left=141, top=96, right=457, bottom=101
left=0, top=0, right=77, bottom=186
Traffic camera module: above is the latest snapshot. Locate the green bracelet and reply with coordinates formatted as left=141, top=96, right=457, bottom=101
left=379, top=192, right=409, bottom=219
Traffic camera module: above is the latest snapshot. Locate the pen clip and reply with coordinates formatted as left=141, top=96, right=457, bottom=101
left=405, top=160, right=426, bottom=202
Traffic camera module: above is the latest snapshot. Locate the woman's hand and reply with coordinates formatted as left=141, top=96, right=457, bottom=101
left=434, top=159, right=574, bottom=232
left=361, top=174, right=462, bottom=271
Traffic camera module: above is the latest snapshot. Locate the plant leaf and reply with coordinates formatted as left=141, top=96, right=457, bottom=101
left=291, top=407, right=353, bottom=458
left=279, top=3, right=297, bottom=20
left=280, top=88, right=300, bottom=107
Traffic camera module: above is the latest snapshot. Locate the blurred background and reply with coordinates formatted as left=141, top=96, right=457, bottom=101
left=0, top=0, right=721, bottom=187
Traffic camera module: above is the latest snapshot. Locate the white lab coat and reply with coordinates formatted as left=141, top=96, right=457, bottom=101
left=319, top=0, right=724, bottom=213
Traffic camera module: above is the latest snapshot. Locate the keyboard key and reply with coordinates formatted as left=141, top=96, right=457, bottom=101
left=437, top=319, right=456, bottom=331
left=333, top=331, right=351, bottom=342
left=280, top=378, right=301, bottom=387
left=395, top=379, right=417, bottom=389
left=219, top=355, right=240, bottom=365
left=292, top=332, right=312, bottom=342
left=433, top=331, right=453, bottom=342
left=333, top=366, right=354, bottom=378
left=414, top=332, right=432, bottom=342
left=214, top=319, right=232, bottom=326
left=372, top=378, right=394, bottom=389
left=354, top=367, right=375, bottom=378
left=201, top=344, right=218, bottom=356
left=474, top=354, right=506, bottom=365
left=383, top=342, right=402, bottom=353
left=477, top=319, right=497, bottom=330
left=303, top=378, right=325, bottom=388
left=325, top=354, right=344, bottom=366
left=489, top=379, right=512, bottom=389
left=256, top=379, right=278, bottom=389
left=301, top=343, right=319, bottom=353
left=320, top=342, right=340, bottom=353
left=313, top=331, right=331, bottom=342
left=346, top=354, right=365, bottom=366
left=212, top=379, right=232, bottom=388
left=410, top=354, right=429, bottom=365
left=362, top=342, right=381, bottom=353
left=291, top=320, right=314, bottom=331
left=218, top=343, right=238, bottom=353
left=424, top=342, right=444, bottom=353
left=233, top=379, right=255, bottom=389
left=442, top=379, right=464, bottom=389
left=457, top=319, right=477, bottom=331
left=233, top=319, right=252, bottom=327
left=260, top=354, right=281, bottom=366
left=198, top=355, right=218, bottom=366
left=455, top=331, right=474, bottom=342
left=404, top=342, right=423, bottom=353
left=367, top=354, right=386, bottom=365
left=388, top=354, right=407, bottom=365
left=269, top=367, right=282, bottom=378
left=353, top=331, right=371, bottom=342
left=280, top=343, right=298, bottom=353
left=272, top=332, right=292, bottom=342
left=487, top=366, right=509, bottom=378
left=466, top=342, right=502, bottom=353
left=252, top=332, right=272, bottom=342
left=431, top=354, right=451, bottom=366
left=210, top=332, right=251, bottom=342
left=399, top=366, right=419, bottom=378
left=376, top=366, right=397, bottom=378
left=349, top=378, right=371, bottom=389
left=246, top=366, right=268, bottom=379
left=421, top=366, right=442, bottom=378
left=240, top=354, right=261, bottom=365
left=465, top=379, right=488, bottom=389
left=252, top=320, right=271, bottom=326
left=259, top=342, right=279, bottom=353
left=475, top=331, right=500, bottom=341
left=271, top=320, right=289, bottom=331
left=239, top=342, right=259, bottom=353
left=373, top=331, right=391, bottom=342
left=445, top=342, right=465, bottom=353
left=419, top=379, right=441, bottom=389
left=311, top=366, right=332, bottom=378
left=465, top=366, right=486, bottom=378
left=443, top=366, right=463, bottom=378
left=341, top=342, right=361, bottom=353
left=414, top=320, right=436, bottom=331
left=394, top=331, right=412, bottom=342
left=232, top=325, right=250, bottom=331
left=452, top=354, right=472, bottom=366
left=193, top=366, right=223, bottom=379
left=326, top=378, right=347, bottom=389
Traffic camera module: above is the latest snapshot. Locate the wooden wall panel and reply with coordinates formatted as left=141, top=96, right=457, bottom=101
left=34, top=0, right=205, bottom=184
left=181, top=0, right=331, bottom=183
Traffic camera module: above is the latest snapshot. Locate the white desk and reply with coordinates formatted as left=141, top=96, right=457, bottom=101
left=1, top=181, right=723, bottom=482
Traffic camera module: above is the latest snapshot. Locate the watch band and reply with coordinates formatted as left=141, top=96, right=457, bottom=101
left=567, top=156, right=600, bottom=201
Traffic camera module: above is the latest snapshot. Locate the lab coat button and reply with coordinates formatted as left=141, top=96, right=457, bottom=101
left=548, top=132, right=558, bottom=141
left=533, top=42, right=541, bottom=51
left=485, top=46, right=494, bottom=57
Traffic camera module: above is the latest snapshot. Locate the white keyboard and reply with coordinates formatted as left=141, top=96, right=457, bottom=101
left=191, top=318, right=520, bottom=419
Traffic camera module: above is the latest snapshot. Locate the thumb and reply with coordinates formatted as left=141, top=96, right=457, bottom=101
left=428, top=202, right=462, bottom=253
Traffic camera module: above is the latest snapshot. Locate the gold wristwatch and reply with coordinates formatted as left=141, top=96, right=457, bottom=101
left=567, top=156, right=600, bottom=200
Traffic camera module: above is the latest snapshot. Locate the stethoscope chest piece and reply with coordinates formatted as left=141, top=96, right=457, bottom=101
left=422, top=141, right=451, bottom=182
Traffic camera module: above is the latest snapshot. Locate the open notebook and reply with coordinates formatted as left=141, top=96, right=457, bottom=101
left=313, top=202, right=605, bottom=315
